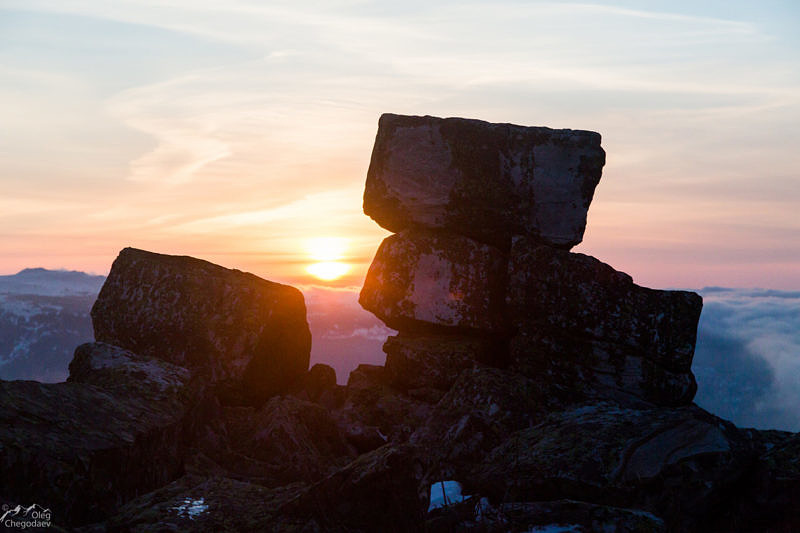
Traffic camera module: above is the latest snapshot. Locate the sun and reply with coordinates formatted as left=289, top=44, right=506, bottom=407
left=305, top=237, right=351, bottom=281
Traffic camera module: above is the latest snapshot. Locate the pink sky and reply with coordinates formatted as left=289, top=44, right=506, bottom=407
left=2, top=1, right=798, bottom=290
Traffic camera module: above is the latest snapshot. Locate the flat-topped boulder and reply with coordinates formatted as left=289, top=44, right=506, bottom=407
left=92, top=248, right=311, bottom=404
left=507, top=237, right=703, bottom=406
left=0, top=342, right=200, bottom=527
left=363, top=113, right=605, bottom=249
left=359, top=229, right=506, bottom=333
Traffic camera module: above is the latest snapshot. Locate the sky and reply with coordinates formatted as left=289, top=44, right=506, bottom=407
left=1, top=0, right=799, bottom=290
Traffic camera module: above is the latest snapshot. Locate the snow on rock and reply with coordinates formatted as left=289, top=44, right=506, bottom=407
left=526, top=525, right=582, bottom=533
left=172, top=497, right=208, bottom=519
left=428, top=480, right=468, bottom=511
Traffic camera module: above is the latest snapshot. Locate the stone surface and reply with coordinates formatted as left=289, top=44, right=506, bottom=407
left=364, top=113, right=605, bottom=248
left=92, top=248, right=311, bottom=404
left=710, top=431, right=800, bottom=532
left=0, top=342, right=200, bottom=527
left=337, top=364, right=432, bottom=451
left=289, top=445, right=426, bottom=532
left=384, top=333, right=492, bottom=391
left=471, top=402, right=754, bottom=531
left=90, top=474, right=310, bottom=532
left=460, top=499, right=667, bottom=533
left=410, top=367, right=551, bottom=486
left=195, top=395, right=354, bottom=486
left=507, top=237, right=702, bottom=406
left=303, top=363, right=337, bottom=402
left=359, top=229, right=507, bottom=333
left=99, top=446, right=426, bottom=532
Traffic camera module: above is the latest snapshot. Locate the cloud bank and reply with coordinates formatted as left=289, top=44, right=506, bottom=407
left=692, top=287, right=800, bottom=431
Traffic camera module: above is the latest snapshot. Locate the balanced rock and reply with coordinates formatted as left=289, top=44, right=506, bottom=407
left=364, top=113, right=605, bottom=249
left=507, top=237, right=702, bottom=406
left=92, top=248, right=311, bottom=404
left=359, top=229, right=506, bottom=333
left=0, top=342, right=199, bottom=526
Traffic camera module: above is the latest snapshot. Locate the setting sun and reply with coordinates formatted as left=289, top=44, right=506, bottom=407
left=305, top=237, right=351, bottom=281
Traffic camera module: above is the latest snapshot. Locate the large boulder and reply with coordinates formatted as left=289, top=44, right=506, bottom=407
left=363, top=113, right=605, bottom=249
left=471, top=403, right=757, bottom=532
left=92, top=248, right=311, bottom=404
left=0, top=342, right=201, bottom=527
left=507, top=237, right=702, bottom=406
left=359, top=229, right=507, bottom=333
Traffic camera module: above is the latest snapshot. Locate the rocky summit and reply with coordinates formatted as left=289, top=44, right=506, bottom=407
left=1, top=114, right=798, bottom=532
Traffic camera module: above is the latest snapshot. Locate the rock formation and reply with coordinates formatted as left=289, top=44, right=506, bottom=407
left=0, top=113, right=798, bottom=532
left=361, top=115, right=699, bottom=408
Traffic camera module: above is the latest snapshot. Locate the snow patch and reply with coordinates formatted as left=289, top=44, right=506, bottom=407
left=172, top=497, right=208, bottom=519
left=526, top=525, right=582, bottom=533
left=428, top=480, right=468, bottom=511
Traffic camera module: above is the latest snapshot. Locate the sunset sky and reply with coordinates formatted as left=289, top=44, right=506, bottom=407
left=2, top=1, right=798, bottom=290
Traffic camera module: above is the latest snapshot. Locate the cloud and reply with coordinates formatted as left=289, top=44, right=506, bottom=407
left=304, top=286, right=394, bottom=383
left=692, top=288, right=800, bottom=431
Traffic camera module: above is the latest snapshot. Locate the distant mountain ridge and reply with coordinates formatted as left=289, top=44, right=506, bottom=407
left=0, top=268, right=105, bottom=296
left=0, top=268, right=103, bottom=382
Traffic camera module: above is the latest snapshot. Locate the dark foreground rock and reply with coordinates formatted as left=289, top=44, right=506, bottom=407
left=0, top=342, right=201, bottom=526
left=89, top=445, right=425, bottom=532
left=364, top=113, right=605, bottom=249
left=92, top=248, right=311, bottom=404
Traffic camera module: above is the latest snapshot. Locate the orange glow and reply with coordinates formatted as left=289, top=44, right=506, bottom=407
left=306, top=261, right=351, bottom=281
left=305, top=237, right=351, bottom=281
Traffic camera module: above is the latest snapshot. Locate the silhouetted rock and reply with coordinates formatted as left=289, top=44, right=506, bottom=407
left=507, top=237, right=702, bottom=406
left=471, top=402, right=755, bottom=532
left=289, top=445, right=426, bottom=532
left=92, top=474, right=310, bottom=532
left=466, top=499, right=667, bottom=533
left=384, top=333, right=491, bottom=391
left=0, top=342, right=201, bottom=526
left=92, top=248, right=311, bottom=404
left=364, top=113, right=605, bottom=249
left=195, top=395, right=354, bottom=486
left=100, top=446, right=425, bottom=532
left=410, top=367, right=550, bottom=487
left=359, top=229, right=506, bottom=333
left=713, top=431, right=800, bottom=532
left=304, top=363, right=337, bottom=401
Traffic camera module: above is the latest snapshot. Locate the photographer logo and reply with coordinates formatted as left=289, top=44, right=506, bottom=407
left=1, top=503, right=52, bottom=529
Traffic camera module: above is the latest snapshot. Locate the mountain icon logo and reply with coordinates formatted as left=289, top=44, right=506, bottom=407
left=1, top=503, right=52, bottom=527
